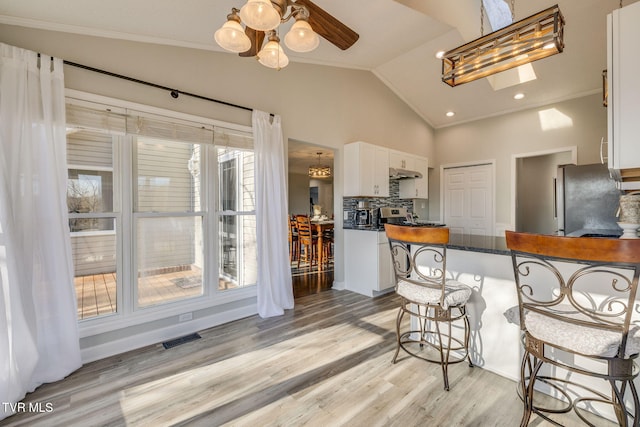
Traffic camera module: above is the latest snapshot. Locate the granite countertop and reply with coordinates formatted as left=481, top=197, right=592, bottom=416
left=447, top=233, right=509, bottom=256
left=344, top=225, right=510, bottom=255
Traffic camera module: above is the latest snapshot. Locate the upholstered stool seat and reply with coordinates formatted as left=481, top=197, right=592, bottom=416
left=523, top=305, right=640, bottom=359
left=396, top=279, right=472, bottom=310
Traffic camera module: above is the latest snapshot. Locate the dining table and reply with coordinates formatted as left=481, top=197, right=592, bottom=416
left=310, top=219, right=334, bottom=270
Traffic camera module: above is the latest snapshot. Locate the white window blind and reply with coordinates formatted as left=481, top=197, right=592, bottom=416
left=66, top=99, right=253, bottom=149
left=66, top=99, right=126, bottom=135
left=126, top=110, right=214, bottom=145
left=214, top=127, right=254, bottom=151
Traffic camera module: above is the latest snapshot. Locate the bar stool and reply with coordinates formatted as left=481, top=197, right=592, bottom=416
left=506, top=231, right=640, bottom=426
left=385, top=224, right=473, bottom=391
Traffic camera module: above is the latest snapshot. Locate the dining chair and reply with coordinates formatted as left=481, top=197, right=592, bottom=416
left=506, top=231, right=640, bottom=426
left=295, top=215, right=317, bottom=269
left=288, top=215, right=299, bottom=263
left=384, top=224, right=473, bottom=391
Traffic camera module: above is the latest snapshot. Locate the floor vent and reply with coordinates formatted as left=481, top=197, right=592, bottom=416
left=162, top=333, right=201, bottom=350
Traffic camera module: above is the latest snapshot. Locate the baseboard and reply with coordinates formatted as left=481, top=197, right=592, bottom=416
left=80, top=304, right=257, bottom=363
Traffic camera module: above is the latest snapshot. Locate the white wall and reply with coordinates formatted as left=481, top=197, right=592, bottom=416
left=432, top=94, right=607, bottom=225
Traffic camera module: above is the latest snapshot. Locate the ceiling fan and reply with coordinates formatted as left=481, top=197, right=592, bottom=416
left=215, top=0, right=359, bottom=69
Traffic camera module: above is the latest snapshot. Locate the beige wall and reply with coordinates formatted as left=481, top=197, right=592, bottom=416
left=0, top=23, right=436, bottom=286
left=431, top=93, right=607, bottom=226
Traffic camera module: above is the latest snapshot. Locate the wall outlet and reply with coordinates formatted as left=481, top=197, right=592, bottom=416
left=178, top=312, right=193, bottom=322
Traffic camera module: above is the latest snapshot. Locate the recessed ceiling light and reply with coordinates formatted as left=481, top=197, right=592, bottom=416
left=435, top=50, right=445, bottom=59
left=514, top=93, right=525, bottom=100
left=446, top=111, right=455, bottom=117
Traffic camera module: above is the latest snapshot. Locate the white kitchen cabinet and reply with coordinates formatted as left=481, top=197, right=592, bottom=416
left=399, top=156, right=429, bottom=199
left=607, top=2, right=640, bottom=187
left=389, top=150, right=414, bottom=170
left=344, top=230, right=395, bottom=297
left=344, top=141, right=389, bottom=197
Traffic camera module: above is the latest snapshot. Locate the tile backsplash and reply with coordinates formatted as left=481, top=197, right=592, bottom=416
left=343, top=180, right=415, bottom=228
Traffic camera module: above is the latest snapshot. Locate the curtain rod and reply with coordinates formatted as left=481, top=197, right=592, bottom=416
left=58, top=59, right=259, bottom=114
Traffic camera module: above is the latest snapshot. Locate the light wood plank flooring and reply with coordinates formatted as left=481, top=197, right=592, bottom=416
left=2, top=290, right=615, bottom=427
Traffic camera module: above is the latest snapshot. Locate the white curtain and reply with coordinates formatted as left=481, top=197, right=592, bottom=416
left=0, top=44, right=81, bottom=420
left=253, top=110, right=294, bottom=318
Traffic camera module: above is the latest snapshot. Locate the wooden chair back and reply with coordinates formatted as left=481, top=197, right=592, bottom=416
left=295, top=215, right=314, bottom=245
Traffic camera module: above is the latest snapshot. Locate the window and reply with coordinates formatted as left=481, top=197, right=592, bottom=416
left=66, top=98, right=256, bottom=325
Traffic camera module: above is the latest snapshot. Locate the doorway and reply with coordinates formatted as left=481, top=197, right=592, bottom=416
left=512, top=147, right=576, bottom=234
left=287, top=140, right=335, bottom=298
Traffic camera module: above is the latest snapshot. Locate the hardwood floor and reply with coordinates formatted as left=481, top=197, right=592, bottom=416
left=1, top=289, right=614, bottom=427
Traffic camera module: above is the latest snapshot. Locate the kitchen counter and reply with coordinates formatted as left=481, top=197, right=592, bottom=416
left=343, top=224, right=510, bottom=255
left=448, top=233, right=509, bottom=255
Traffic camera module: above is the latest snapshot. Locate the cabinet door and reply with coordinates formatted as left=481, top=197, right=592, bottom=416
left=374, top=146, right=390, bottom=197
left=377, top=242, right=394, bottom=291
left=344, top=141, right=377, bottom=197
left=389, top=150, right=412, bottom=170
left=608, top=2, right=640, bottom=172
left=398, top=156, right=429, bottom=199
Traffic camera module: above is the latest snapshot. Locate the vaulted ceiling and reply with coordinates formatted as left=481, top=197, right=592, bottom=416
left=0, top=0, right=633, bottom=131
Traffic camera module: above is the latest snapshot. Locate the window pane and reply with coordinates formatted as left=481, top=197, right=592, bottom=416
left=218, top=214, right=257, bottom=289
left=71, top=225, right=117, bottom=320
left=67, top=129, right=117, bottom=321
left=135, top=138, right=201, bottom=213
left=217, top=148, right=256, bottom=290
left=137, top=216, right=204, bottom=307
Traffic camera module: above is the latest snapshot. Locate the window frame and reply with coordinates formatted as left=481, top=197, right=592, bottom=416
left=66, top=89, right=257, bottom=339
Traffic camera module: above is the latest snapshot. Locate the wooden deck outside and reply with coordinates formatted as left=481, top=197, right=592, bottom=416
left=74, top=268, right=237, bottom=320
left=75, top=258, right=333, bottom=320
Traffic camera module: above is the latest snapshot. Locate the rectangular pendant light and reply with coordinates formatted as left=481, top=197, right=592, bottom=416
left=442, top=4, right=565, bottom=87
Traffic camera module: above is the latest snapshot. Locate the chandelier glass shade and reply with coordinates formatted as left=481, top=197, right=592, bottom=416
left=239, top=0, right=281, bottom=31
left=214, top=10, right=252, bottom=53
left=308, top=152, right=331, bottom=178
left=258, top=32, right=289, bottom=69
left=441, top=5, right=564, bottom=87
left=284, top=17, right=320, bottom=52
left=216, top=0, right=320, bottom=69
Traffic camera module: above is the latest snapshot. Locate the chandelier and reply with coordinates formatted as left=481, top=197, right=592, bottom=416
left=441, top=4, right=565, bottom=87
left=308, top=152, right=331, bottom=178
left=215, top=0, right=320, bottom=70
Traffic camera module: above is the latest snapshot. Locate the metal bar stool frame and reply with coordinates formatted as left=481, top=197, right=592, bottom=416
left=385, top=224, right=473, bottom=391
left=506, top=231, right=640, bottom=426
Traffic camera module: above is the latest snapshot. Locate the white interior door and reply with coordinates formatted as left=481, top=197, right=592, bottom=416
left=443, top=164, right=494, bottom=236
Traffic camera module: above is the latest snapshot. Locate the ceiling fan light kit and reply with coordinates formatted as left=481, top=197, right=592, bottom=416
left=441, top=4, right=565, bottom=87
left=216, top=0, right=359, bottom=69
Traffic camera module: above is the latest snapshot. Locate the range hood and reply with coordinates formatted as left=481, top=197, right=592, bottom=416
left=389, top=167, right=423, bottom=180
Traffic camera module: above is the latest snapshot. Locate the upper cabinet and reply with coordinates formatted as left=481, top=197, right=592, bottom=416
left=344, top=141, right=389, bottom=197
left=607, top=2, right=640, bottom=188
left=399, top=156, right=429, bottom=199
left=389, top=150, right=413, bottom=170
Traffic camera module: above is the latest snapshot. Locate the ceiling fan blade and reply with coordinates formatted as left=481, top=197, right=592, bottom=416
left=239, top=27, right=265, bottom=57
left=294, top=0, right=359, bottom=50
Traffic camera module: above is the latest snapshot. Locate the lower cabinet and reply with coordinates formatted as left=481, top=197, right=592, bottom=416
left=344, top=230, right=395, bottom=297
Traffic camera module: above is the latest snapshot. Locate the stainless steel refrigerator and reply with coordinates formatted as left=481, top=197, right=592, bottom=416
left=556, top=163, right=622, bottom=236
